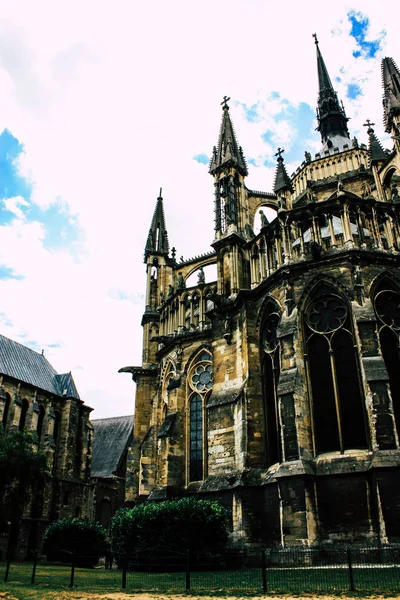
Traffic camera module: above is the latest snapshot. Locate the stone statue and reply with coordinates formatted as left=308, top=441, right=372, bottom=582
left=304, top=151, right=311, bottom=162
left=352, top=136, right=359, bottom=149
left=391, top=184, right=399, bottom=201
left=177, top=272, right=185, bottom=289
left=197, top=267, right=205, bottom=285
left=259, top=210, right=269, bottom=227
left=167, top=284, right=174, bottom=299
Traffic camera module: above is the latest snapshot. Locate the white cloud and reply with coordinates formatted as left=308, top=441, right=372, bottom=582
left=0, top=0, right=398, bottom=417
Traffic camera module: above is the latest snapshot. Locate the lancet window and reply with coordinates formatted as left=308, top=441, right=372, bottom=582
left=374, top=283, right=400, bottom=439
left=260, top=303, right=281, bottom=467
left=304, top=285, right=368, bottom=454
left=187, top=350, right=213, bottom=482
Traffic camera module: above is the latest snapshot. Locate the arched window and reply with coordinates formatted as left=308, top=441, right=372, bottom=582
left=36, top=405, right=45, bottom=442
left=192, top=293, right=200, bottom=328
left=304, top=285, right=367, bottom=454
left=187, top=350, right=213, bottom=482
left=19, top=399, right=29, bottom=431
left=374, top=286, right=400, bottom=439
left=260, top=304, right=281, bottom=466
left=2, top=393, right=10, bottom=432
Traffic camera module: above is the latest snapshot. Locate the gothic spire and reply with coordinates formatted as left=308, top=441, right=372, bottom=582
left=364, top=120, right=387, bottom=164
left=382, top=57, right=400, bottom=133
left=209, top=96, right=248, bottom=177
left=273, top=148, right=293, bottom=194
left=144, top=189, right=169, bottom=261
left=313, top=34, right=350, bottom=148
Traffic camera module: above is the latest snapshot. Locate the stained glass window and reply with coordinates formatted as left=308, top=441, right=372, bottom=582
left=190, top=394, right=203, bottom=481
left=188, top=350, right=212, bottom=482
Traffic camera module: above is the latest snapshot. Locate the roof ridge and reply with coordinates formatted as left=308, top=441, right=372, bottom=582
left=92, top=414, right=134, bottom=422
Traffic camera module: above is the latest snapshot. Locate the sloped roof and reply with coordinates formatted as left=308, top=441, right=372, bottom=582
left=0, top=333, right=80, bottom=399
left=91, top=415, right=134, bottom=478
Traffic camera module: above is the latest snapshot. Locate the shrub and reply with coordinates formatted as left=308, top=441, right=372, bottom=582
left=111, top=497, right=228, bottom=560
left=44, top=518, right=107, bottom=567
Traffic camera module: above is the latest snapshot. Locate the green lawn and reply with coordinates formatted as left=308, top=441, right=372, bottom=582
left=0, top=561, right=399, bottom=598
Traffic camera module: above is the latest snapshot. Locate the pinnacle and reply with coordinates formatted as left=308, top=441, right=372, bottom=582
left=209, top=98, right=248, bottom=177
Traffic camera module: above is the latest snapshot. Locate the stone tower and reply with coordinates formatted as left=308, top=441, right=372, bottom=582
left=121, top=39, right=400, bottom=547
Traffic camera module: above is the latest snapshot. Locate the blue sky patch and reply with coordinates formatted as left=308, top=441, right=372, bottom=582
left=0, top=128, right=82, bottom=254
left=242, top=104, right=259, bottom=123
left=348, top=11, right=384, bottom=59
left=0, top=129, right=32, bottom=201
left=255, top=102, right=315, bottom=166
left=0, top=266, right=24, bottom=281
left=193, top=153, right=209, bottom=165
left=347, top=83, right=362, bottom=99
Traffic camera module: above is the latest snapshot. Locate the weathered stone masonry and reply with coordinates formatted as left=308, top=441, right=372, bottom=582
left=122, top=44, right=400, bottom=547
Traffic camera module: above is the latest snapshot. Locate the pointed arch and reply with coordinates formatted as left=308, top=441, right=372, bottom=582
left=259, top=298, right=282, bottom=466
left=303, top=281, right=368, bottom=454
left=2, top=393, right=11, bottom=432
left=372, top=277, right=400, bottom=440
left=186, top=347, right=213, bottom=483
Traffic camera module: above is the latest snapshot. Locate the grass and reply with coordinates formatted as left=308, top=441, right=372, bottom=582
left=0, top=561, right=399, bottom=599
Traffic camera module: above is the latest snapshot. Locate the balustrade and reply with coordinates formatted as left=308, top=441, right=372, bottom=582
left=249, top=199, right=400, bottom=288
left=159, top=285, right=216, bottom=337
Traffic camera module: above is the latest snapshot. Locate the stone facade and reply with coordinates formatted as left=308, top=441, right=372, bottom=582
left=122, top=44, right=400, bottom=547
left=0, top=335, right=93, bottom=558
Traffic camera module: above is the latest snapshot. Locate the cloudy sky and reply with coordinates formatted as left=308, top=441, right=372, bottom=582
left=0, top=0, right=398, bottom=417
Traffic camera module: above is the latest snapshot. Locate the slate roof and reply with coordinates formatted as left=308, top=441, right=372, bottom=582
left=91, top=415, right=134, bottom=478
left=0, top=333, right=80, bottom=399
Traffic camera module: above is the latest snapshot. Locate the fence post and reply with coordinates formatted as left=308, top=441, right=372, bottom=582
left=347, top=547, right=355, bottom=592
left=31, top=550, right=38, bottom=584
left=4, top=553, right=10, bottom=583
left=122, top=557, right=127, bottom=589
left=69, top=552, right=75, bottom=588
left=185, top=549, right=190, bottom=592
left=261, top=549, right=267, bottom=593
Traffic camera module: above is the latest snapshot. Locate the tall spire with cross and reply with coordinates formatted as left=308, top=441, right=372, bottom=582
left=382, top=57, right=400, bottom=134
left=209, top=96, right=248, bottom=176
left=273, top=148, right=294, bottom=194
left=144, top=189, right=170, bottom=261
left=363, top=119, right=387, bottom=164
left=313, top=34, right=350, bottom=149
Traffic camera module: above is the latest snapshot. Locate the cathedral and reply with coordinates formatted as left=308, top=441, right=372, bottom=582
left=122, top=38, right=400, bottom=547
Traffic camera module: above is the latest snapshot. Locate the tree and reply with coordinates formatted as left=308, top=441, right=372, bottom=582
left=0, top=429, right=47, bottom=542
left=44, top=518, right=107, bottom=567
left=111, top=497, right=229, bottom=559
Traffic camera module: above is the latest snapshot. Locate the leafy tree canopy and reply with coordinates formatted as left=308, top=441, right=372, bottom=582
left=111, top=497, right=229, bottom=557
left=44, top=518, right=107, bottom=567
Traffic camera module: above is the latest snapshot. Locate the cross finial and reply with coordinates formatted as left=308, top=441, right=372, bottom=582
left=312, top=33, right=319, bottom=45
left=221, top=96, right=231, bottom=109
left=275, top=147, right=285, bottom=160
left=363, top=119, right=375, bottom=131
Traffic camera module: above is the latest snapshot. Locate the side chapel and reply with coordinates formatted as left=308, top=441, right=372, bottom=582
left=121, top=38, right=400, bottom=547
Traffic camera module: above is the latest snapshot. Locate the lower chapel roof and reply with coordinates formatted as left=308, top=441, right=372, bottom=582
left=91, top=415, right=134, bottom=478
left=0, top=333, right=80, bottom=399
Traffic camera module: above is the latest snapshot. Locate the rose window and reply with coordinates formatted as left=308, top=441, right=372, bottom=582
left=307, top=296, right=347, bottom=334
left=191, top=364, right=213, bottom=392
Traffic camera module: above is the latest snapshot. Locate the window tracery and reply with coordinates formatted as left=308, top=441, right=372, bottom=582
left=187, top=349, right=213, bottom=482
left=260, top=304, right=281, bottom=466
left=374, top=285, right=400, bottom=439
left=304, top=286, right=367, bottom=455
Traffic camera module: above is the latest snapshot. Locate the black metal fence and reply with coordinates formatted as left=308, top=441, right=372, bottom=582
left=1, top=545, right=400, bottom=594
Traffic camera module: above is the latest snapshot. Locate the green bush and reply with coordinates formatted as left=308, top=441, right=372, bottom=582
left=111, top=497, right=228, bottom=559
left=44, top=518, right=107, bottom=567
